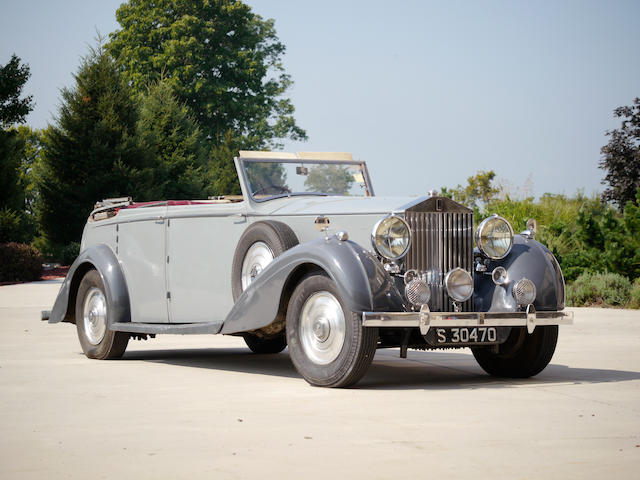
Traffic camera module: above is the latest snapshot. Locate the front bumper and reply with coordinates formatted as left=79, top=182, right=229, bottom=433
left=362, top=306, right=573, bottom=335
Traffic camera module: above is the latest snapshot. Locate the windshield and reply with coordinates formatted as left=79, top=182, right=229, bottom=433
left=243, top=159, right=372, bottom=201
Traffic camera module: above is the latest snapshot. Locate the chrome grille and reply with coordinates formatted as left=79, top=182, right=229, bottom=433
left=405, top=211, right=474, bottom=312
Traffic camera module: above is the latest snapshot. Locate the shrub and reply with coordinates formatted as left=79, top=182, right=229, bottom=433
left=60, top=242, right=80, bottom=265
left=629, top=279, right=640, bottom=309
left=0, top=207, right=35, bottom=243
left=566, top=272, right=631, bottom=307
left=0, top=242, right=42, bottom=282
left=32, top=236, right=80, bottom=264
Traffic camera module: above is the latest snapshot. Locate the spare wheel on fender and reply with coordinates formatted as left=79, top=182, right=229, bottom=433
left=231, top=220, right=299, bottom=302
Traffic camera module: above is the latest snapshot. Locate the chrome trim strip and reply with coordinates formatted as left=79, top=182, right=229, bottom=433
left=362, top=309, right=574, bottom=336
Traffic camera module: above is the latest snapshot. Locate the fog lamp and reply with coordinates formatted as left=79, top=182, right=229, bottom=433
left=405, top=279, right=431, bottom=306
left=512, top=278, right=536, bottom=306
left=444, top=268, right=473, bottom=302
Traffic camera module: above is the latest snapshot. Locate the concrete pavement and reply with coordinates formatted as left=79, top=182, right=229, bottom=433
left=1, top=280, right=638, bottom=479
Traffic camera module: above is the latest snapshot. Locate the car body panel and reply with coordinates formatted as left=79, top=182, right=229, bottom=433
left=48, top=244, right=131, bottom=326
left=118, top=209, right=168, bottom=323
left=221, top=236, right=405, bottom=334
left=474, top=236, right=565, bottom=313
left=166, top=203, right=249, bottom=323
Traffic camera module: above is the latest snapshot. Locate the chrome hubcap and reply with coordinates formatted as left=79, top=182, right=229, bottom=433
left=300, top=291, right=345, bottom=365
left=83, top=287, right=107, bottom=345
left=241, top=242, right=274, bottom=291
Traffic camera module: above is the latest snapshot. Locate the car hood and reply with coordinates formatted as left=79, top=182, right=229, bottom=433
left=252, top=195, right=428, bottom=215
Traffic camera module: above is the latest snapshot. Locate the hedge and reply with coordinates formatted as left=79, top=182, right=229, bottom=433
left=0, top=242, right=43, bottom=282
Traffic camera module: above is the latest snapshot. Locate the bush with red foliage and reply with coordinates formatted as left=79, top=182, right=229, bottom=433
left=0, top=242, right=42, bottom=282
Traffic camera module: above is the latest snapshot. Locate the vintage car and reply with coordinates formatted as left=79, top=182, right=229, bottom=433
left=44, top=151, right=573, bottom=387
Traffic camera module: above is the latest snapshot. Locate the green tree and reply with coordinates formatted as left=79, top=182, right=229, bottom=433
left=38, top=44, right=144, bottom=246
left=304, top=164, right=355, bottom=195
left=206, top=131, right=244, bottom=195
left=0, top=129, right=40, bottom=243
left=0, top=54, right=34, bottom=127
left=0, top=129, right=24, bottom=211
left=107, top=0, right=307, bottom=150
left=244, top=161, right=288, bottom=196
left=14, top=126, right=44, bottom=217
left=442, top=170, right=500, bottom=211
left=600, top=97, right=640, bottom=210
left=0, top=55, right=37, bottom=243
left=136, top=80, right=207, bottom=200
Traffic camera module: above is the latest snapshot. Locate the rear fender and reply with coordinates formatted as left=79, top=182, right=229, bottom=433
left=48, top=244, right=131, bottom=325
left=221, top=236, right=404, bottom=334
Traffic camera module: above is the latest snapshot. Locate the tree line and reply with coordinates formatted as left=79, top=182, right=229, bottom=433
left=1, top=0, right=306, bottom=260
left=0, top=0, right=638, bottom=299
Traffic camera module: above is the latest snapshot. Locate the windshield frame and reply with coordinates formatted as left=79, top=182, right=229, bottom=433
left=239, top=157, right=375, bottom=203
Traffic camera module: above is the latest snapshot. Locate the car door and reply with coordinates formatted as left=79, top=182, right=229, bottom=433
left=166, top=202, right=248, bottom=323
left=117, top=205, right=169, bottom=323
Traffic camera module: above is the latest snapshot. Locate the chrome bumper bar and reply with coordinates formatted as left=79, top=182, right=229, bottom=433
left=362, top=306, right=573, bottom=335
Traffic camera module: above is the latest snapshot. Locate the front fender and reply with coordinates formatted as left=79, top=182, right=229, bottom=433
left=474, top=235, right=566, bottom=312
left=221, top=236, right=404, bottom=334
left=48, top=244, right=131, bottom=325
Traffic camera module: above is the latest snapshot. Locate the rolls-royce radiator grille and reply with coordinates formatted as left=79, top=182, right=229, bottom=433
left=404, top=211, right=474, bottom=312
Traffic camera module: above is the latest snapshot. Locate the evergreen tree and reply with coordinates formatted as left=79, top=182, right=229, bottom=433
left=0, top=54, right=34, bottom=128
left=136, top=80, right=207, bottom=200
left=0, top=129, right=24, bottom=211
left=38, top=45, right=144, bottom=245
left=0, top=55, right=36, bottom=243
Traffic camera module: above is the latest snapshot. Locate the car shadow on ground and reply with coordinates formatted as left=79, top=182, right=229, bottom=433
left=124, top=347, right=640, bottom=390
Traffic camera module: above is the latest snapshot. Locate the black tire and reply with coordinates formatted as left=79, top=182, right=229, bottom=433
left=75, top=270, right=129, bottom=360
left=243, top=333, right=287, bottom=354
left=472, top=325, right=558, bottom=378
left=231, top=221, right=298, bottom=301
left=286, top=274, right=378, bottom=388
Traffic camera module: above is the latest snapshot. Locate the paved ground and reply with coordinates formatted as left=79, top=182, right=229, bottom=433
left=0, top=280, right=638, bottom=479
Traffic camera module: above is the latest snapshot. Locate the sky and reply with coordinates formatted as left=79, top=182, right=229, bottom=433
left=1, top=0, right=639, bottom=199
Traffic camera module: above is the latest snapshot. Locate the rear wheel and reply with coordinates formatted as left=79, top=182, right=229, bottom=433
left=472, top=325, right=558, bottom=378
left=286, top=274, right=378, bottom=387
left=75, top=270, right=129, bottom=359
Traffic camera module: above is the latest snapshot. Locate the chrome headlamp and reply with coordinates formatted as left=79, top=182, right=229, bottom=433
left=371, top=215, right=411, bottom=260
left=475, top=215, right=514, bottom=259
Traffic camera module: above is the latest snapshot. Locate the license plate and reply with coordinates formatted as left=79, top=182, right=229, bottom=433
left=426, top=327, right=504, bottom=346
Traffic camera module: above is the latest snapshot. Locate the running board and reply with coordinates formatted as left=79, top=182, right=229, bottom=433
left=110, top=322, right=223, bottom=335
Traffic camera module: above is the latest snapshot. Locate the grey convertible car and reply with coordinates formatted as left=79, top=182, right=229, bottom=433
left=44, top=151, right=573, bottom=387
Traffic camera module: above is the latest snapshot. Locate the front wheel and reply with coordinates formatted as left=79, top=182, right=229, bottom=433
left=472, top=325, right=558, bottom=378
left=286, top=274, right=378, bottom=387
left=75, top=270, right=129, bottom=360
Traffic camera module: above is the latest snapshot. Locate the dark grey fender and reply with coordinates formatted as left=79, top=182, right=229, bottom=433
left=221, top=236, right=405, bottom=334
left=48, top=244, right=131, bottom=325
left=474, top=235, right=566, bottom=312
